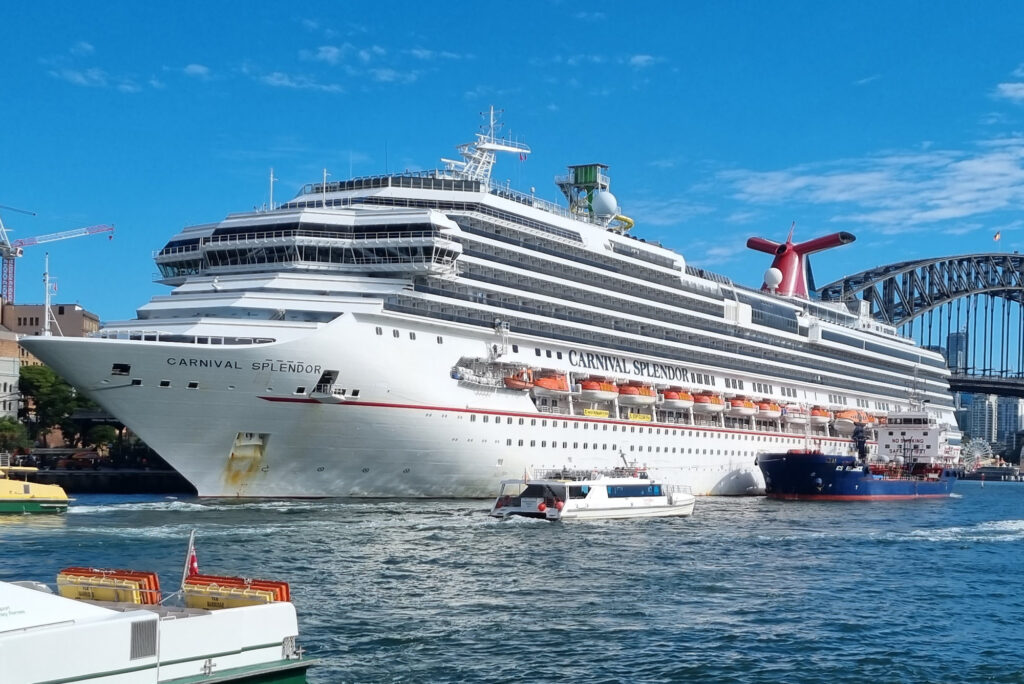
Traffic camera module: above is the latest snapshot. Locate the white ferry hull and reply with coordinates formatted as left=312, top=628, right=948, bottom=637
left=21, top=317, right=869, bottom=498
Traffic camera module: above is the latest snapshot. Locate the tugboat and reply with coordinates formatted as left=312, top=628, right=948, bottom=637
left=758, top=405, right=959, bottom=501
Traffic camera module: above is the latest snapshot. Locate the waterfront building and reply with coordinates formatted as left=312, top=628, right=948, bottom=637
left=967, top=393, right=998, bottom=443
left=996, top=396, right=1024, bottom=446
left=3, top=303, right=100, bottom=367
left=946, top=331, right=969, bottom=374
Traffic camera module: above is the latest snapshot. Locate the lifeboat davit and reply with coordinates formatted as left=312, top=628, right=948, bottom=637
left=661, top=387, right=694, bottom=410
left=809, top=406, right=832, bottom=426
left=579, top=378, right=619, bottom=402
left=692, top=392, right=726, bottom=414
left=757, top=401, right=782, bottom=419
left=502, top=368, right=534, bottom=391
left=833, top=409, right=872, bottom=435
left=532, top=372, right=571, bottom=398
left=783, top=406, right=809, bottom=425
left=726, top=396, right=756, bottom=417
left=617, top=382, right=657, bottom=407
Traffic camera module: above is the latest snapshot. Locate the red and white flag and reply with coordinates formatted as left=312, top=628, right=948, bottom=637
left=180, top=530, right=199, bottom=590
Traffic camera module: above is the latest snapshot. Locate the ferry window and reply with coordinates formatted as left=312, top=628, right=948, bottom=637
left=535, top=348, right=541, bottom=356
left=437, top=336, right=443, bottom=344
left=351, top=390, right=360, bottom=397
left=542, top=441, right=546, bottom=447
left=409, top=332, right=416, bottom=340
left=531, top=419, right=536, bottom=426
left=470, top=415, right=476, bottom=422
left=574, top=423, right=579, bottom=429
left=483, top=415, right=489, bottom=423
left=506, top=439, right=512, bottom=446
left=612, top=444, right=617, bottom=450
left=556, top=352, right=563, bottom=359
left=518, top=440, right=523, bottom=446
left=542, top=420, right=547, bottom=427
left=111, top=363, right=131, bottom=376
left=562, top=442, right=567, bottom=448
left=393, top=329, right=400, bottom=338
left=295, top=386, right=306, bottom=394
left=159, top=380, right=170, bottom=388
left=130, top=378, right=142, bottom=386
left=583, top=443, right=587, bottom=449
left=546, top=350, right=552, bottom=358
left=512, top=344, right=519, bottom=353
left=375, top=327, right=382, bottom=335
left=530, top=440, right=535, bottom=447
left=187, top=381, right=199, bottom=389
left=507, top=418, right=512, bottom=424
left=583, top=423, right=588, bottom=430
left=519, top=418, right=524, bottom=425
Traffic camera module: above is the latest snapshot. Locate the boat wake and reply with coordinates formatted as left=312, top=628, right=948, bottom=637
left=901, top=519, right=1024, bottom=543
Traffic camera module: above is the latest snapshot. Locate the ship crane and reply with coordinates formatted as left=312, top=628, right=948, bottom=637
left=0, top=206, right=114, bottom=303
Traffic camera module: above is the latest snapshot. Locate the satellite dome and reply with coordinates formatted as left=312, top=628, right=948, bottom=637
left=764, top=267, right=784, bottom=290
left=591, top=190, right=618, bottom=218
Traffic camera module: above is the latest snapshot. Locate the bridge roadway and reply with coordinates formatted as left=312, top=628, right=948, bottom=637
left=948, top=373, right=1024, bottom=398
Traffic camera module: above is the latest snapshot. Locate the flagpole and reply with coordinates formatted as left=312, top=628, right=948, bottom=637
left=180, top=529, right=197, bottom=592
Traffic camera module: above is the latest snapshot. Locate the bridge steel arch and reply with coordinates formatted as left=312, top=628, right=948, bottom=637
left=817, top=252, right=1024, bottom=326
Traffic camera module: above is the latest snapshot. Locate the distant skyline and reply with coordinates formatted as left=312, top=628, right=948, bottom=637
left=3, top=2, right=1024, bottom=321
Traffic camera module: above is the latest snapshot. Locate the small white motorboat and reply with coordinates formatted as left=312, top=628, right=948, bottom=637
left=490, top=464, right=695, bottom=521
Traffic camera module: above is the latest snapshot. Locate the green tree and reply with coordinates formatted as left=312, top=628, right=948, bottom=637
left=85, top=424, right=118, bottom=450
left=0, top=416, right=30, bottom=452
left=20, top=364, right=81, bottom=442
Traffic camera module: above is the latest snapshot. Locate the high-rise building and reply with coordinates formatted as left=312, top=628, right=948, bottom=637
left=946, top=330, right=969, bottom=373
left=968, top=394, right=998, bottom=442
left=997, top=396, right=1024, bottom=445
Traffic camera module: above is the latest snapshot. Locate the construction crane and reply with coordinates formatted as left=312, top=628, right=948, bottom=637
left=0, top=205, right=114, bottom=303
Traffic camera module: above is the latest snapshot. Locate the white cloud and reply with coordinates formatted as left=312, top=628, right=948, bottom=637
left=370, top=68, right=417, bottom=84
left=261, top=71, right=342, bottom=92
left=183, top=63, right=211, bottom=79
left=854, top=74, right=880, bottom=86
left=994, top=82, right=1024, bottom=101
left=357, top=46, right=386, bottom=63
left=49, top=67, right=108, bottom=87
left=1014, top=64, right=1024, bottom=78
left=70, top=41, right=94, bottom=56
left=628, top=54, right=657, bottom=68
left=574, top=11, right=606, bottom=21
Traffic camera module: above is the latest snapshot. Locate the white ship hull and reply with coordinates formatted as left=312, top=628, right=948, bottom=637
left=22, top=315, right=871, bottom=498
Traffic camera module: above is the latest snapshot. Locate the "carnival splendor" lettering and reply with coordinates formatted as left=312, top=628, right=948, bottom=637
left=567, top=350, right=689, bottom=382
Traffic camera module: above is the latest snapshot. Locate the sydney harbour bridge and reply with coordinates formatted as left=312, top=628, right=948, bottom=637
left=817, top=252, right=1024, bottom=399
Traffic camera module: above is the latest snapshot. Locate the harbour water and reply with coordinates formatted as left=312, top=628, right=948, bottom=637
left=2, top=482, right=1022, bottom=683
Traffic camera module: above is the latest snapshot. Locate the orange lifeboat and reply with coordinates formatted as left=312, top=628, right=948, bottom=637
left=809, top=406, right=832, bottom=426
left=757, top=401, right=782, bottom=419
left=502, top=368, right=533, bottom=391
left=531, top=372, right=571, bottom=398
left=692, top=391, right=726, bottom=414
left=833, top=409, right=872, bottom=435
left=726, top=396, right=756, bottom=417
left=617, top=382, right=657, bottom=406
left=661, top=387, right=695, bottom=410
left=579, top=378, right=619, bottom=402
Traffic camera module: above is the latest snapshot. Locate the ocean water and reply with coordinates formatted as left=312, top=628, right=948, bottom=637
left=1, top=481, right=1022, bottom=683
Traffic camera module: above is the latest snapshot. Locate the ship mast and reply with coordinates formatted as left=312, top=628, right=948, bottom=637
left=442, top=106, right=531, bottom=183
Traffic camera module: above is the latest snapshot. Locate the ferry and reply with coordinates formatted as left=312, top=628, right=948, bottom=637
left=0, top=455, right=69, bottom=513
left=0, top=534, right=313, bottom=683
left=757, top=404, right=960, bottom=500
left=19, top=109, right=960, bottom=498
left=490, top=465, right=695, bottom=520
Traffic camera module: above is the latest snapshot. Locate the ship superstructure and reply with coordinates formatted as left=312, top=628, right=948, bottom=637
left=21, top=110, right=961, bottom=497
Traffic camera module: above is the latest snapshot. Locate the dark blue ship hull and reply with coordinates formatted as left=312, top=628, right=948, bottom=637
left=758, top=450, right=956, bottom=500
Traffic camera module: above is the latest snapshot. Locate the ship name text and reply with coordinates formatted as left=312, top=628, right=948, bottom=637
left=166, top=357, right=322, bottom=374
left=567, top=350, right=689, bottom=382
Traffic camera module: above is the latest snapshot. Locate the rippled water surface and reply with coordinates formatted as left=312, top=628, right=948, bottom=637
left=2, top=481, right=1022, bottom=683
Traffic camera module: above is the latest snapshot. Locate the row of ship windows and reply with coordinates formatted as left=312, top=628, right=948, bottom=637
left=464, top=413, right=820, bottom=440
left=375, top=326, right=444, bottom=344
left=501, top=439, right=804, bottom=455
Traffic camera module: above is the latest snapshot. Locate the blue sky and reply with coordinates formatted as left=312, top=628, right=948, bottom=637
left=3, top=2, right=1024, bottom=322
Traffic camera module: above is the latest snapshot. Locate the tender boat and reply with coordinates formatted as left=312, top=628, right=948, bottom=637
left=617, top=382, right=657, bottom=406
left=490, top=465, right=695, bottom=520
left=661, top=387, right=695, bottom=410
left=579, top=378, right=619, bottom=402
left=692, top=391, right=726, bottom=414
left=758, top=404, right=960, bottom=501
left=531, top=372, right=571, bottom=398
left=502, top=367, right=534, bottom=390
left=782, top=405, right=809, bottom=425
left=0, top=533, right=314, bottom=683
left=0, top=458, right=69, bottom=514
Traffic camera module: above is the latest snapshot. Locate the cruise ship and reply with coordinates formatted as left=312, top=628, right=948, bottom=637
left=21, top=111, right=961, bottom=497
